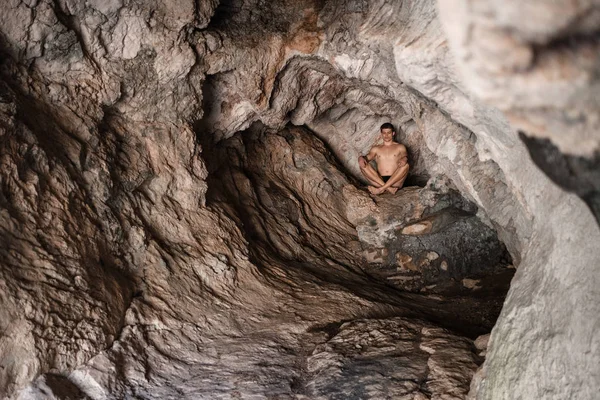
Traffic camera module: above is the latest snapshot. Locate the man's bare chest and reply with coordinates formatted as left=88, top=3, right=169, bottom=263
left=377, top=146, right=404, bottom=160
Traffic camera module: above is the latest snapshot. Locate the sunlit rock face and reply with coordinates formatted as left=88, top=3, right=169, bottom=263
left=0, top=1, right=598, bottom=399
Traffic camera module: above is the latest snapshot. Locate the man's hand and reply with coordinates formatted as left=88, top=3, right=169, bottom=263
left=358, top=156, right=367, bottom=168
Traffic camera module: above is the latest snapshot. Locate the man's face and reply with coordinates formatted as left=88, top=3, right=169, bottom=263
left=381, top=128, right=395, bottom=142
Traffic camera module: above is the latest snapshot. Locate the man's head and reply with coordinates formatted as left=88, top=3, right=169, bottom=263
left=380, top=122, right=396, bottom=142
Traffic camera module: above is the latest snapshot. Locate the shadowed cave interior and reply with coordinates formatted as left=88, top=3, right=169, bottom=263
left=0, top=0, right=599, bottom=399
left=200, top=122, right=514, bottom=338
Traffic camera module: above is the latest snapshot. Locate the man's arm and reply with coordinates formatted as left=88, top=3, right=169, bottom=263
left=359, top=147, right=377, bottom=168
left=398, top=155, right=408, bottom=167
left=397, top=145, right=408, bottom=167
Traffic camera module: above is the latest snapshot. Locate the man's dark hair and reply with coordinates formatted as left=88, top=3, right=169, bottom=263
left=380, top=122, right=396, bottom=132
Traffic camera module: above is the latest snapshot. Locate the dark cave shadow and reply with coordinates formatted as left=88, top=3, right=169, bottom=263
left=519, top=131, right=600, bottom=226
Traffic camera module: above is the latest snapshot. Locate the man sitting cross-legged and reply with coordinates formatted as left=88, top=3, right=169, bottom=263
left=358, top=123, right=409, bottom=195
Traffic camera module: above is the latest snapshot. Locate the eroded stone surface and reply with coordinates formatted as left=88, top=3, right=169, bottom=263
left=0, top=0, right=598, bottom=399
left=305, top=318, right=479, bottom=399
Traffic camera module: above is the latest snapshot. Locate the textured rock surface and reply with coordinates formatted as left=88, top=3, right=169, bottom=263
left=305, top=318, right=479, bottom=399
left=206, top=125, right=512, bottom=334
left=353, top=184, right=512, bottom=297
left=0, top=0, right=598, bottom=399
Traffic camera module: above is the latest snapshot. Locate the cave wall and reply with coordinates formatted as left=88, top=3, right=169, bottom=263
left=0, top=0, right=599, bottom=399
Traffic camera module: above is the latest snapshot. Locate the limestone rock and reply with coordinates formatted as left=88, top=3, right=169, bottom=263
left=0, top=0, right=598, bottom=399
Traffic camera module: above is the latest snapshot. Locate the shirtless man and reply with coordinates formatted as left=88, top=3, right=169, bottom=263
left=358, top=123, right=409, bottom=195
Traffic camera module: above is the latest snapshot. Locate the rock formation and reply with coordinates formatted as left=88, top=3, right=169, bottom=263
left=0, top=0, right=598, bottom=399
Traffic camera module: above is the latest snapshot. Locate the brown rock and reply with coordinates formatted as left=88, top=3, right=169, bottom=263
left=364, top=247, right=389, bottom=264
left=396, top=253, right=417, bottom=271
